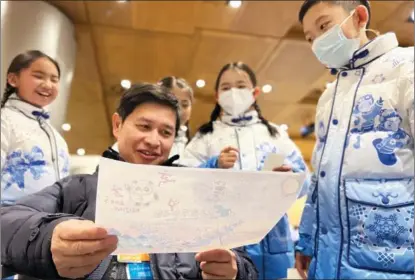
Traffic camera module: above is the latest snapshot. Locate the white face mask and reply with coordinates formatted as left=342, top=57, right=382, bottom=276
left=218, top=88, right=255, bottom=116
left=312, top=12, right=362, bottom=69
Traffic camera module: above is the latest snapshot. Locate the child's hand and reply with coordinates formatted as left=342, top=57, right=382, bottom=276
left=272, top=165, right=292, bottom=172
left=218, top=146, right=239, bottom=169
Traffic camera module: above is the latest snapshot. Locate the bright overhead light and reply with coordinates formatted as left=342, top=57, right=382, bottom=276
left=262, top=84, right=272, bottom=93
left=117, top=0, right=128, bottom=2
left=121, top=79, right=131, bottom=89
left=61, top=123, right=71, bottom=131
left=228, top=1, right=242, bottom=9
left=76, top=148, right=86, bottom=156
left=411, top=9, right=414, bottom=22
left=280, top=124, right=288, bottom=131
left=196, top=79, right=206, bottom=88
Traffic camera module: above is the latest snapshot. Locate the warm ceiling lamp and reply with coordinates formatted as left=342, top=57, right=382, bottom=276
left=228, top=1, right=242, bottom=9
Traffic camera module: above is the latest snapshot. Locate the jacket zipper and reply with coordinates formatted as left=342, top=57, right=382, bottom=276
left=39, top=119, right=61, bottom=180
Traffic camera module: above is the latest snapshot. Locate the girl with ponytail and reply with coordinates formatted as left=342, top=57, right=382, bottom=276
left=182, top=62, right=310, bottom=279
left=1, top=50, right=70, bottom=206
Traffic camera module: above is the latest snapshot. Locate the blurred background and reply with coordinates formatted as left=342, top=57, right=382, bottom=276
left=1, top=0, right=414, bottom=226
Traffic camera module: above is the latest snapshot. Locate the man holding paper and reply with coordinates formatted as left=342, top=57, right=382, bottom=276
left=1, top=83, right=257, bottom=280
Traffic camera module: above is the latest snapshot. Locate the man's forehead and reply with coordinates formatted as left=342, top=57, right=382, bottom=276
left=134, top=112, right=176, bottom=130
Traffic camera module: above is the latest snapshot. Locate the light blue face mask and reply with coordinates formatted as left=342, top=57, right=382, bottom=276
left=312, top=12, right=362, bottom=69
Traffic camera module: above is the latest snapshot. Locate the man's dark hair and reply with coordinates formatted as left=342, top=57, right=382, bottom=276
left=117, top=82, right=180, bottom=135
left=298, top=0, right=371, bottom=27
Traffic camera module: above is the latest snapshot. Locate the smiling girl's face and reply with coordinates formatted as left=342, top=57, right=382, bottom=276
left=7, top=57, right=60, bottom=108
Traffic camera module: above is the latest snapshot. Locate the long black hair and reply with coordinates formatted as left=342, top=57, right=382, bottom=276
left=197, top=62, right=277, bottom=137
left=158, top=76, right=194, bottom=141
left=1, top=50, right=61, bottom=108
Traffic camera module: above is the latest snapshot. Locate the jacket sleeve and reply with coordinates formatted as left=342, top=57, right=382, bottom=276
left=231, top=247, right=258, bottom=279
left=401, top=56, right=414, bottom=138
left=1, top=175, right=87, bottom=279
left=278, top=129, right=311, bottom=198
left=198, top=156, right=219, bottom=168
left=295, top=173, right=317, bottom=257
left=295, top=120, right=322, bottom=256
left=181, top=132, right=212, bottom=167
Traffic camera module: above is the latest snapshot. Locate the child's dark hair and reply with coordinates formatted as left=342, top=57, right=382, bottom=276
left=117, top=82, right=180, bottom=135
left=197, top=62, right=277, bottom=137
left=299, top=0, right=371, bottom=27
left=158, top=76, right=194, bottom=140
left=1, top=50, right=61, bottom=108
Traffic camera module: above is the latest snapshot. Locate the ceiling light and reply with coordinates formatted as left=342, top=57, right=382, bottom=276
left=61, top=123, right=71, bottom=131
left=121, top=79, right=131, bottom=89
left=228, top=1, right=242, bottom=9
left=196, top=79, right=206, bottom=88
left=76, top=148, right=86, bottom=156
left=262, top=84, right=272, bottom=93
left=117, top=0, right=128, bottom=2
left=410, top=9, right=414, bottom=22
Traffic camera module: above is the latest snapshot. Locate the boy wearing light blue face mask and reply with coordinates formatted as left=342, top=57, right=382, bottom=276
left=295, top=1, right=414, bottom=279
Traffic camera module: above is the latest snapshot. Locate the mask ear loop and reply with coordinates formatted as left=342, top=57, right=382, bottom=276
left=351, top=7, right=378, bottom=38
left=365, top=28, right=380, bottom=37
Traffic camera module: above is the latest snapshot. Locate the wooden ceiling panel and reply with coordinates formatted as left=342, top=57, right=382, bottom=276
left=194, top=1, right=244, bottom=32
left=92, top=26, right=195, bottom=90
left=64, top=25, right=112, bottom=154
left=44, top=1, right=413, bottom=157
left=47, top=0, right=88, bottom=23
left=368, top=1, right=406, bottom=29
left=231, top=1, right=303, bottom=37
left=376, top=2, right=414, bottom=47
left=86, top=1, right=133, bottom=29
left=258, top=39, right=326, bottom=103
left=189, top=30, right=280, bottom=96
left=131, top=1, right=197, bottom=35
left=273, top=103, right=317, bottom=138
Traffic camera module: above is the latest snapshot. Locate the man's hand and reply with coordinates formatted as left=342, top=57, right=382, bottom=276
left=218, top=146, right=239, bottom=169
left=51, top=219, right=118, bottom=279
left=272, top=164, right=292, bottom=172
left=295, top=252, right=311, bottom=280
left=196, top=249, right=238, bottom=279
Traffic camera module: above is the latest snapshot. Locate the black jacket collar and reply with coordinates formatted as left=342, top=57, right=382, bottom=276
left=101, top=147, right=184, bottom=167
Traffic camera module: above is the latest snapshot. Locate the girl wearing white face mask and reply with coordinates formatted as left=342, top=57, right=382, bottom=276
left=182, top=62, right=310, bottom=280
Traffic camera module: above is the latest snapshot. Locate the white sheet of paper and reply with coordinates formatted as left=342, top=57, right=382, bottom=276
left=286, top=268, right=303, bottom=279
left=262, top=153, right=285, bottom=171
left=95, top=157, right=305, bottom=254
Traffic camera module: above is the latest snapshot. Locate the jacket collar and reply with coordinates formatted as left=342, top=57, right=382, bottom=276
left=175, top=125, right=188, bottom=143
left=332, top=32, right=399, bottom=72
left=221, top=110, right=261, bottom=127
left=101, top=147, right=182, bottom=167
left=4, top=93, right=50, bottom=120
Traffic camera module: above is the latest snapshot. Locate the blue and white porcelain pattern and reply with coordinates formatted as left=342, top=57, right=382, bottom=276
left=298, top=33, right=414, bottom=279
left=1, top=95, right=70, bottom=205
